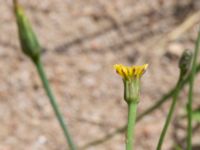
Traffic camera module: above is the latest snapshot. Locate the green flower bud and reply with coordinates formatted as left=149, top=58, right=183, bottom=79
left=179, top=50, right=193, bottom=79
left=13, top=0, right=40, bottom=62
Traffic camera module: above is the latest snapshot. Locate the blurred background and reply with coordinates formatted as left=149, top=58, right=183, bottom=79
left=0, top=0, right=200, bottom=149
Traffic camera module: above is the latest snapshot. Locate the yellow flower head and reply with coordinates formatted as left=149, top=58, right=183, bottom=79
left=114, top=64, right=148, bottom=80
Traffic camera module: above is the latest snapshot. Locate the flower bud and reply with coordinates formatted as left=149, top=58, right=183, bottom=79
left=179, top=50, right=193, bottom=79
left=13, top=0, right=41, bottom=62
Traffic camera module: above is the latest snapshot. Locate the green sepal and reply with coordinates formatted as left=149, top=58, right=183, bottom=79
left=123, top=79, right=140, bottom=103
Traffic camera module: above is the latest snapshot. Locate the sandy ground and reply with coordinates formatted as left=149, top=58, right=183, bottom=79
left=0, top=0, right=200, bottom=149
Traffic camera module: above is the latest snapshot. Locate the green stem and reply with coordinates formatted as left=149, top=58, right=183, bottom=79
left=126, top=102, right=138, bottom=150
left=156, top=78, right=182, bottom=150
left=187, top=31, right=200, bottom=150
left=34, top=58, right=76, bottom=150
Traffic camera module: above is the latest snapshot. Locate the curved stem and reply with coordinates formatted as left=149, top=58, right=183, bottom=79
left=126, top=102, right=138, bottom=150
left=156, top=78, right=182, bottom=150
left=34, top=58, right=76, bottom=150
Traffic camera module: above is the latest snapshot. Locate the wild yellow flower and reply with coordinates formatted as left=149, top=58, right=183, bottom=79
left=114, top=64, right=148, bottom=103
left=113, top=64, right=149, bottom=150
left=114, top=64, right=148, bottom=80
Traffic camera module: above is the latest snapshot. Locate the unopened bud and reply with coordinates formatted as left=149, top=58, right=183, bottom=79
left=13, top=0, right=40, bottom=62
left=179, top=50, right=193, bottom=78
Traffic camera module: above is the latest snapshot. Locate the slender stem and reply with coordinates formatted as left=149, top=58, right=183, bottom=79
left=156, top=78, right=182, bottom=150
left=126, top=102, right=138, bottom=150
left=34, top=58, right=76, bottom=150
left=187, top=30, right=200, bottom=150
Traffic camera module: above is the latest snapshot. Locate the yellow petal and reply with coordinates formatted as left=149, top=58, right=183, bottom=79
left=114, top=64, right=148, bottom=80
left=133, top=64, right=148, bottom=78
